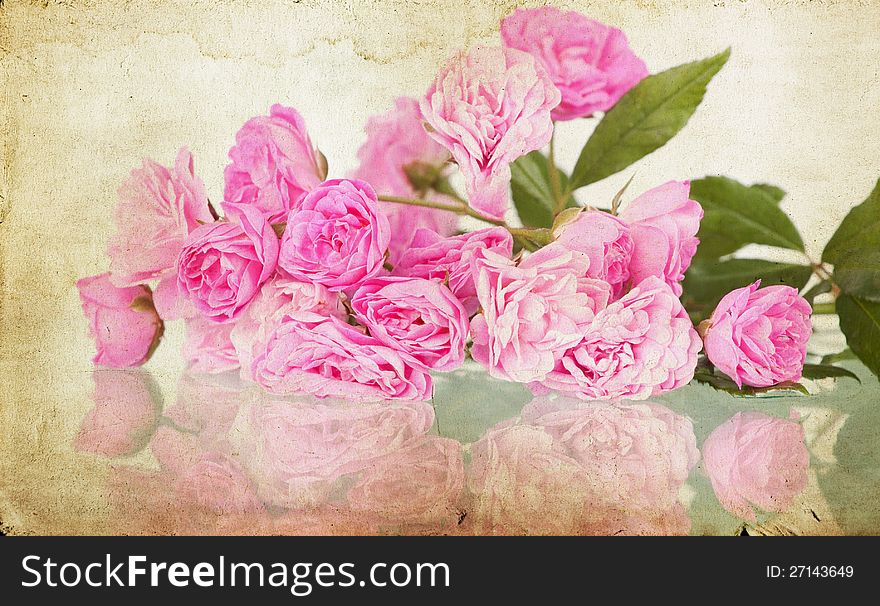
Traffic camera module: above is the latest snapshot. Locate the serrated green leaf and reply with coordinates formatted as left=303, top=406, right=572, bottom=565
left=569, top=48, right=729, bottom=190
left=836, top=294, right=880, bottom=378
left=800, top=363, right=861, bottom=383
left=690, top=176, right=805, bottom=259
left=510, top=151, right=571, bottom=228
left=682, top=258, right=812, bottom=321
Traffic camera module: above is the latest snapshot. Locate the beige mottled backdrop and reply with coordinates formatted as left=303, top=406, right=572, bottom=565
left=1, top=0, right=879, bottom=533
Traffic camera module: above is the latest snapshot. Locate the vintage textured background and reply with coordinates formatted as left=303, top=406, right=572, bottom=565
left=1, top=0, right=879, bottom=534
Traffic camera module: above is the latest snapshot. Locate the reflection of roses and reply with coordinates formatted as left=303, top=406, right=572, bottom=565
left=702, top=411, right=809, bottom=521
left=521, top=398, right=699, bottom=510
left=233, top=399, right=435, bottom=508
left=348, top=435, right=465, bottom=525
left=74, top=370, right=160, bottom=457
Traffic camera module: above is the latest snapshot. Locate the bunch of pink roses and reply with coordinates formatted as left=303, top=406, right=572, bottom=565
left=77, top=6, right=814, bottom=401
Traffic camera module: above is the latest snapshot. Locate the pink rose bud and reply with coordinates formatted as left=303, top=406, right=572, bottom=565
left=77, top=273, right=163, bottom=368
left=278, top=178, right=390, bottom=292
left=554, top=209, right=634, bottom=298
left=702, top=411, right=809, bottom=521
left=74, top=370, right=160, bottom=457
left=702, top=281, right=812, bottom=387
left=532, top=276, right=701, bottom=400
left=501, top=7, right=648, bottom=121
left=620, top=180, right=703, bottom=296
left=350, top=97, right=458, bottom=262
left=177, top=202, right=279, bottom=323
left=351, top=276, right=469, bottom=372
left=470, top=243, right=612, bottom=383
left=394, top=226, right=513, bottom=316
left=250, top=316, right=432, bottom=401
left=108, top=148, right=214, bottom=288
left=420, top=45, right=561, bottom=220
left=182, top=315, right=239, bottom=374
left=224, top=104, right=325, bottom=222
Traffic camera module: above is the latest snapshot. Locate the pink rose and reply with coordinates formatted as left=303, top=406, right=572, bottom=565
left=350, top=97, right=458, bottom=262
left=278, top=178, right=390, bottom=291
left=702, top=281, right=812, bottom=387
left=347, top=435, right=465, bottom=524
left=77, top=273, right=163, bottom=368
left=532, top=276, right=701, bottom=400
left=501, top=7, right=648, bottom=121
left=74, top=370, right=160, bottom=457
left=182, top=315, right=239, bottom=374
left=177, top=202, right=279, bottom=323
left=619, top=180, right=703, bottom=296
left=108, top=148, right=213, bottom=288
left=224, top=104, right=324, bottom=222
left=521, top=398, right=699, bottom=510
left=470, top=243, right=612, bottom=383
left=702, top=411, right=809, bottom=521
left=350, top=276, right=468, bottom=371
left=554, top=209, right=634, bottom=298
left=231, top=275, right=346, bottom=383
left=420, top=45, right=560, bottom=220
left=250, top=316, right=432, bottom=401
left=394, top=227, right=513, bottom=315
left=233, top=399, right=434, bottom=508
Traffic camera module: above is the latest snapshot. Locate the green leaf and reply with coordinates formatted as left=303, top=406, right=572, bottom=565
left=692, top=369, right=809, bottom=396
left=832, top=250, right=880, bottom=301
left=823, top=178, right=880, bottom=264
left=836, top=294, right=880, bottom=378
left=800, top=363, right=861, bottom=383
left=751, top=183, right=786, bottom=204
left=690, top=176, right=805, bottom=259
left=802, top=280, right=833, bottom=305
left=821, top=348, right=857, bottom=365
left=682, top=258, right=812, bottom=321
left=569, top=48, right=730, bottom=190
left=510, top=151, right=571, bottom=228
left=823, top=179, right=880, bottom=301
